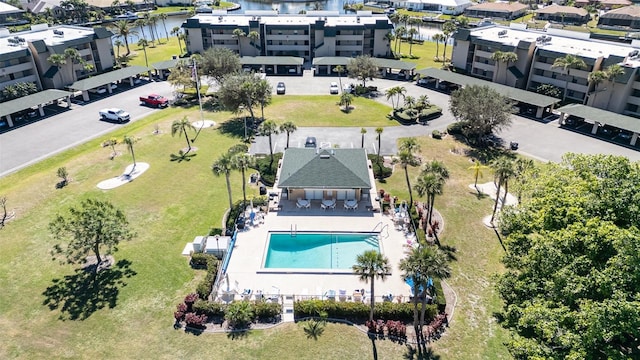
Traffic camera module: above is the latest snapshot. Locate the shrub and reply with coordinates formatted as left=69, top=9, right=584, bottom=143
left=184, top=312, right=207, bottom=328
left=253, top=301, right=282, bottom=322
left=432, top=130, right=441, bottom=139
left=252, top=153, right=283, bottom=186
left=184, top=293, right=199, bottom=312
left=294, top=300, right=418, bottom=322
left=447, top=121, right=464, bottom=135
left=418, top=106, right=442, bottom=121
left=192, top=299, right=225, bottom=318
left=195, top=256, right=219, bottom=299
left=190, top=253, right=213, bottom=269
left=368, top=154, right=392, bottom=179
left=225, top=301, right=254, bottom=329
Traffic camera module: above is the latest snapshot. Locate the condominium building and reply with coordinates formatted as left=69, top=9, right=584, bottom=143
left=452, top=25, right=640, bottom=117
left=0, top=24, right=114, bottom=92
left=182, top=11, right=394, bottom=62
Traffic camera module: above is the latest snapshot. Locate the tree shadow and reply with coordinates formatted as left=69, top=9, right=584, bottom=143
left=170, top=150, right=197, bottom=162
left=493, top=227, right=507, bottom=252
left=218, top=117, right=257, bottom=139
left=227, top=329, right=250, bottom=340
left=439, top=244, right=458, bottom=262
left=403, top=344, right=442, bottom=359
left=42, top=259, right=136, bottom=320
left=370, top=335, right=379, bottom=360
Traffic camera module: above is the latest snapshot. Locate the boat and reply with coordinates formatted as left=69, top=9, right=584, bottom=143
left=115, top=12, right=139, bottom=21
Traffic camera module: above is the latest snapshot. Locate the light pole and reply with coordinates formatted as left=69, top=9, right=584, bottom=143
left=215, top=235, right=220, bottom=259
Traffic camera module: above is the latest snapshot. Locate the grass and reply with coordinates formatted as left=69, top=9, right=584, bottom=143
left=122, top=36, right=183, bottom=67
left=396, top=39, right=452, bottom=69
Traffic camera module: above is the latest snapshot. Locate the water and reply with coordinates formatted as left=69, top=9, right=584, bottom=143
left=264, top=232, right=380, bottom=269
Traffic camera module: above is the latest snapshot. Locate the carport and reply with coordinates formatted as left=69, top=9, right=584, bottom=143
left=240, top=56, right=304, bottom=75
left=557, top=104, right=640, bottom=146
left=0, top=89, right=71, bottom=128
left=312, top=57, right=416, bottom=79
left=416, top=67, right=559, bottom=119
left=68, top=65, right=151, bottom=101
left=152, top=59, right=179, bottom=80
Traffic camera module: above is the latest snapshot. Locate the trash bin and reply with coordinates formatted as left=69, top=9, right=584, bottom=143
left=260, top=186, right=267, bottom=195
left=236, top=216, right=245, bottom=230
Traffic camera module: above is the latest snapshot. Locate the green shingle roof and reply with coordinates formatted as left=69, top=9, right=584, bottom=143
left=68, top=66, right=150, bottom=91
left=416, top=67, right=559, bottom=108
left=312, top=56, right=416, bottom=70
left=278, top=148, right=371, bottom=189
left=152, top=58, right=179, bottom=70
left=0, top=89, right=70, bottom=118
left=557, top=103, right=640, bottom=133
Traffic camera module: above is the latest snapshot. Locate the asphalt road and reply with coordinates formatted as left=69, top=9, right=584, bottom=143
left=0, top=80, right=174, bottom=177
left=2, top=73, right=640, bottom=179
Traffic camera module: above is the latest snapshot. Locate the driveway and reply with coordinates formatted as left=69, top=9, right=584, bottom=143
left=0, top=80, right=174, bottom=177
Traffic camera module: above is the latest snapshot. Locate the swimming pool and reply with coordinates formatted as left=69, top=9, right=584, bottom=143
left=263, top=232, right=380, bottom=270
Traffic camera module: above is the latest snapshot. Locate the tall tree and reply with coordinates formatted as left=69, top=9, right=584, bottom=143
left=449, top=85, right=514, bottom=145
left=360, top=127, right=367, bottom=148
left=134, top=18, right=147, bottom=42
left=394, top=137, right=421, bottom=209
left=259, top=120, right=279, bottom=168
left=395, top=26, right=406, bottom=55
left=200, top=47, right=241, bottom=85
left=399, top=246, right=451, bottom=343
left=415, top=160, right=449, bottom=228
left=339, top=92, right=353, bottom=112
left=468, top=160, right=488, bottom=191
left=171, top=116, right=195, bottom=154
left=110, top=20, right=137, bottom=56
left=489, top=156, right=515, bottom=225
left=279, top=121, right=297, bottom=149
left=433, top=33, right=445, bottom=61
left=441, top=20, right=457, bottom=61
left=171, top=26, right=183, bottom=53
left=160, top=13, right=169, bottom=41
left=408, top=28, right=419, bottom=56
left=586, top=70, right=606, bottom=105
left=551, top=54, right=587, bottom=102
left=332, top=65, right=345, bottom=91
left=218, top=73, right=266, bottom=129
left=604, top=64, right=625, bottom=107
left=375, top=127, right=383, bottom=166
left=232, top=28, right=246, bottom=55
left=491, top=51, right=518, bottom=84
left=137, top=38, right=149, bottom=68
left=385, top=85, right=406, bottom=109
left=49, top=199, right=134, bottom=272
left=248, top=30, right=260, bottom=55
left=347, top=55, right=378, bottom=87
left=122, top=135, right=138, bottom=173
left=212, top=152, right=234, bottom=211
left=231, top=152, right=255, bottom=208
left=254, top=78, right=272, bottom=121
left=352, top=250, right=391, bottom=321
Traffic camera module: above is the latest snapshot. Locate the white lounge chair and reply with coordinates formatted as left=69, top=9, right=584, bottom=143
left=325, top=289, right=336, bottom=301
left=338, top=289, right=347, bottom=302
left=267, top=286, right=280, bottom=303
left=353, top=290, right=363, bottom=303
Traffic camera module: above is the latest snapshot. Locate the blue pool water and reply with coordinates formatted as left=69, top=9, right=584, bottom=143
left=264, top=232, right=380, bottom=269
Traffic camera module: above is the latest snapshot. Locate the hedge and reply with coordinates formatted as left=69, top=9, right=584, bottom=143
left=251, top=153, right=283, bottom=186
left=368, top=154, right=392, bottom=179
left=224, top=197, right=268, bottom=232
left=195, top=256, right=219, bottom=299
left=447, top=121, right=464, bottom=135
left=294, top=299, right=437, bottom=323
left=191, top=300, right=281, bottom=322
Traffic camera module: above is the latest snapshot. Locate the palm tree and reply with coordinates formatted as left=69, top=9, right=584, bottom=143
left=491, top=51, right=518, bottom=84
left=385, top=86, right=406, bottom=109
left=134, top=18, right=147, bottom=42
left=111, top=20, right=137, bottom=56
left=149, top=14, right=161, bottom=44
left=442, top=21, right=457, bottom=62
left=171, top=26, right=183, bottom=53
left=490, top=156, right=516, bottom=225
left=212, top=153, right=234, bottom=211
left=233, top=28, right=246, bottom=55
left=384, top=31, right=395, bottom=57
left=137, top=38, right=149, bottom=68
left=395, top=137, right=421, bottom=208
left=395, top=26, right=406, bottom=55
left=605, top=64, right=625, bottom=108
left=404, top=95, right=416, bottom=110
left=468, top=160, right=488, bottom=191
left=248, top=30, right=260, bottom=55
left=399, top=246, right=451, bottom=343
left=352, top=250, right=391, bottom=321
left=333, top=65, right=345, bottom=91
left=360, top=128, right=367, bottom=148
left=259, top=120, right=279, bottom=167
left=47, top=53, right=67, bottom=86
left=433, top=33, right=445, bottom=61
left=551, top=54, right=587, bottom=102
left=122, top=135, right=138, bottom=173
left=339, top=92, right=353, bottom=112
left=408, top=28, right=419, bottom=56
left=231, top=152, right=255, bottom=208
left=587, top=70, right=607, bottom=105
left=160, top=13, right=169, bottom=42
left=171, top=116, right=195, bottom=153
left=415, top=160, right=449, bottom=230
left=113, top=39, right=123, bottom=59
left=279, top=121, right=297, bottom=149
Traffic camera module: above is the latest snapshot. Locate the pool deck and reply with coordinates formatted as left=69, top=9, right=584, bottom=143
left=222, top=207, right=416, bottom=303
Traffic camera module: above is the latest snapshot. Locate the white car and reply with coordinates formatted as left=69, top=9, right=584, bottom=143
left=99, top=108, right=130, bottom=123
left=330, top=82, right=339, bottom=94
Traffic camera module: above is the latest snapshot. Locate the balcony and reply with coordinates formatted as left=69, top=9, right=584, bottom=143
left=472, top=62, right=494, bottom=72
left=266, top=34, right=308, bottom=41
left=1, top=61, right=34, bottom=75
left=335, top=34, right=363, bottom=41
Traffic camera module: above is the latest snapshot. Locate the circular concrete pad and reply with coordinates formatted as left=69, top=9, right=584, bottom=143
left=97, top=162, right=150, bottom=190
left=192, top=120, right=216, bottom=129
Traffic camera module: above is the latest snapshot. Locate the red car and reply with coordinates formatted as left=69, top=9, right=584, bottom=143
left=139, top=94, right=169, bottom=108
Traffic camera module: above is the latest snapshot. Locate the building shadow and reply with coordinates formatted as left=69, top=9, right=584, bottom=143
left=42, top=259, right=136, bottom=320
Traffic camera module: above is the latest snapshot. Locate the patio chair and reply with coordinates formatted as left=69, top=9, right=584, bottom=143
left=325, top=289, right=336, bottom=301
left=267, top=286, right=280, bottom=303
left=338, top=289, right=347, bottom=302
left=242, top=288, right=252, bottom=301
left=352, top=291, right=363, bottom=303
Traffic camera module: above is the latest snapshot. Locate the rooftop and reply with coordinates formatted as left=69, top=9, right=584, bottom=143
left=536, top=5, right=589, bottom=16
left=600, top=5, right=640, bottom=18
left=186, top=11, right=392, bottom=27
left=0, top=24, right=100, bottom=55
left=463, top=25, right=640, bottom=67
left=466, top=2, right=528, bottom=12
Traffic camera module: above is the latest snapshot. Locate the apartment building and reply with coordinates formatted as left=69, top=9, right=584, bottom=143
left=452, top=25, right=640, bottom=117
left=182, top=11, right=394, bottom=62
left=0, top=24, right=114, bottom=92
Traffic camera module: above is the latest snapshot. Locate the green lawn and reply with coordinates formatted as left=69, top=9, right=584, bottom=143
left=123, top=36, right=184, bottom=67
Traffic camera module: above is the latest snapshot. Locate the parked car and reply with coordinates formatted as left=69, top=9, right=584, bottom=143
left=139, top=94, right=169, bottom=108
left=276, top=82, right=286, bottom=95
left=99, top=108, right=130, bottom=123
left=330, top=82, right=339, bottom=94
left=304, top=136, right=317, bottom=148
